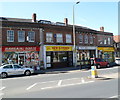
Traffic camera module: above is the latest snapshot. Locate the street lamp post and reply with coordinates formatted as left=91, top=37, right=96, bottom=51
left=73, top=1, right=80, bottom=67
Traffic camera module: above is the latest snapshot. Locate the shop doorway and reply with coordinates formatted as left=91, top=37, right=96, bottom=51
left=18, top=53, right=25, bottom=65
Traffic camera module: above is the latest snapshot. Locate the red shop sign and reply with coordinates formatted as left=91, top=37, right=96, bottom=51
left=2, top=46, right=40, bottom=52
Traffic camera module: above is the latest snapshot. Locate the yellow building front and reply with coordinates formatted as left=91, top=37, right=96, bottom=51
left=45, top=45, right=73, bottom=68
left=97, top=47, right=115, bottom=62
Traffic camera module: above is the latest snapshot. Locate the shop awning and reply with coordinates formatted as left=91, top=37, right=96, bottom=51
left=97, top=47, right=115, bottom=52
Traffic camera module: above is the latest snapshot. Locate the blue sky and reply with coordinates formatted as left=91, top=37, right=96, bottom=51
left=0, top=2, right=118, bottom=35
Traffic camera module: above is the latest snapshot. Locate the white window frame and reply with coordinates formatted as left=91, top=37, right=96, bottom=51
left=90, top=35, right=93, bottom=44
left=7, top=30, right=14, bottom=42
left=84, top=34, right=88, bottom=44
left=108, top=37, right=111, bottom=45
left=104, top=38, right=107, bottom=45
left=66, top=34, right=72, bottom=43
left=46, top=32, right=53, bottom=43
left=28, top=31, right=35, bottom=42
left=56, top=33, right=63, bottom=43
left=79, top=34, right=83, bottom=43
left=18, top=31, right=25, bottom=42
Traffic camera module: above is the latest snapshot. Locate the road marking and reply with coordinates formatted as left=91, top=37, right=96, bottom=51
left=1, top=66, right=118, bottom=81
left=58, top=80, right=62, bottom=86
left=81, top=78, right=85, bottom=83
left=26, top=83, right=37, bottom=90
left=41, top=81, right=94, bottom=90
left=0, top=93, right=4, bottom=96
left=0, top=87, right=6, bottom=91
left=109, top=95, right=118, bottom=98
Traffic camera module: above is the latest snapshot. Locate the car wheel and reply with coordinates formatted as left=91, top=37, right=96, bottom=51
left=96, top=64, right=101, bottom=69
left=24, top=70, right=31, bottom=76
left=106, top=64, right=110, bottom=68
left=1, top=72, right=7, bottom=78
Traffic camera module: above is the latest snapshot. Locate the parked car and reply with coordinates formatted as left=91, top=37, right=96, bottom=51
left=115, top=58, right=120, bottom=65
left=0, top=64, right=34, bottom=78
left=90, top=58, right=110, bottom=69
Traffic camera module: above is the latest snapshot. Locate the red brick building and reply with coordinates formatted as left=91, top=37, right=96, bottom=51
left=0, top=13, right=114, bottom=69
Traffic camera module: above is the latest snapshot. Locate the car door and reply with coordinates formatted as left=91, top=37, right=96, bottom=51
left=13, top=65, right=24, bottom=75
left=3, top=65, right=15, bottom=75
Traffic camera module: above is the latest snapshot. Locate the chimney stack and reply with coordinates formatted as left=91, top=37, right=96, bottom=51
left=100, top=26, right=104, bottom=32
left=32, top=13, right=37, bottom=22
left=64, top=18, right=68, bottom=26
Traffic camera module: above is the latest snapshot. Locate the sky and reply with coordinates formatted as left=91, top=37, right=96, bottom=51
left=0, top=1, right=118, bottom=35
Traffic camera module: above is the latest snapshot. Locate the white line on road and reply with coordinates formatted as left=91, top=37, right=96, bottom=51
left=0, top=87, right=6, bottom=91
left=26, top=83, right=37, bottom=90
left=41, top=81, right=94, bottom=90
left=81, top=78, right=85, bottom=83
left=109, top=95, right=118, bottom=98
left=58, top=80, right=62, bottom=86
left=0, top=93, right=4, bottom=96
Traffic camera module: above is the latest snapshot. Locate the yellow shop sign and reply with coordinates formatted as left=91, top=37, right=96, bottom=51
left=97, top=47, right=115, bottom=52
left=46, top=46, right=72, bottom=51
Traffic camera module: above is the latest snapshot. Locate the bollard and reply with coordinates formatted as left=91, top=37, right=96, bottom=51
left=91, top=65, right=98, bottom=78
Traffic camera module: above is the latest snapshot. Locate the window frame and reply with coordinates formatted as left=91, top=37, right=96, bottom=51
left=66, top=34, right=72, bottom=43
left=79, top=34, right=83, bottom=43
left=46, top=32, right=53, bottom=43
left=7, top=30, right=14, bottom=42
left=84, top=34, right=88, bottom=44
left=89, top=35, right=93, bottom=44
left=56, top=33, right=63, bottom=43
left=28, top=31, right=35, bottom=42
left=18, top=31, right=25, bottom=42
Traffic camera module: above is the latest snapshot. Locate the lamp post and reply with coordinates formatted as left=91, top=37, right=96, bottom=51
left=73, top=1, right=80, bottom=67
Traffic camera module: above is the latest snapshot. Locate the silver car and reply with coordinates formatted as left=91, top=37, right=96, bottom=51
left=115, top=58, right=120, bottom=65
left=0, top=64, right=34, bottom=78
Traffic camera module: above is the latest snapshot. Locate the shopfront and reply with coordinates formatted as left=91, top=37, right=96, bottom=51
left=45, top=45, right=73, bottom=68
left=97, top=47, right=115, bottom=63
left=76, top=46, right=97, bottom=66
left=2, top=46, right=40, bottom=69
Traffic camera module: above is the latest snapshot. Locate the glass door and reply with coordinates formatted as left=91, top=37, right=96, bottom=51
left=18, top=53, right=25, bottom=66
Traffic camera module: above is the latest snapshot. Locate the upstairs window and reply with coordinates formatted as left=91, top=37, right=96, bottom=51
left=84, top=34, right=88, bottom=44
left=28, top=31, right=35, bottom=42
left=56, top=33, right=63, bottom=43
left=46, top=32, right=53, bottom=43
left=7, top=30, right=14, bottom=42
left=66, top=34, right=72, bottom=43
left=18, top=31, right=25, bottom=42
left=79, top=34, right=83, bottom=43
left=89, top=35, right=93, bottom=44
left=108, top=37, right=111, bottom=45
left=104, top=38, right=107, bottom=45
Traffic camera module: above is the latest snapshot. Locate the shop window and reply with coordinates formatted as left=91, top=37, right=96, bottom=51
left=46, top=32, right=53, bottom=43
left=18, top=31, right=25, bottom=42
left=28, top=31, right=35, bottom=42
left=66, top=34, right=72, bottom=43
left=7, top=30, right=14, bottom=42
left=79, top=34, right=83, bottom=43
left=89, top=36, right=93, bottom=44
left=84, top=34, right=88, bottom=44
left=56, top=33, right=63, bottom=43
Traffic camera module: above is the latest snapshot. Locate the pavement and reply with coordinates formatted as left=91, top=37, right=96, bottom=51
left=34, top=65, right=89, bottom=74
left=34, top=62, right=118, bottom=74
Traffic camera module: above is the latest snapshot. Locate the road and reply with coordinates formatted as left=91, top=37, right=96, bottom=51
left=0, top=66, right=119, bottom=99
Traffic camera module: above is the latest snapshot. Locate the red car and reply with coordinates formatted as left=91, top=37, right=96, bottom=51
left=90, top=58, right=110, bottom=69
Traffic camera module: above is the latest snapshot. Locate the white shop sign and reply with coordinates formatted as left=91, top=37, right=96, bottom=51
left=77, top=46, right=97, bottom=50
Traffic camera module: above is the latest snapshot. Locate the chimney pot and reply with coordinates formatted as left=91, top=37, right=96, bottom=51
left=32, top=13, right=36, bottom=22
left=64, top=18, right=68, bottom=26
left=100, top=26, right=104, bottom=32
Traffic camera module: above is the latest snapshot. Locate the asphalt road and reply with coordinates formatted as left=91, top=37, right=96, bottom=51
left=0, top=66, right=119, bottom=99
